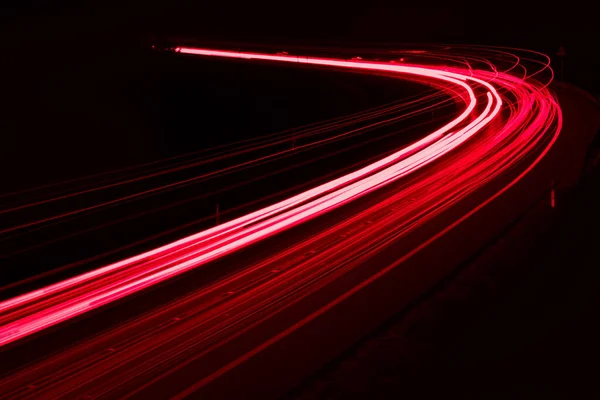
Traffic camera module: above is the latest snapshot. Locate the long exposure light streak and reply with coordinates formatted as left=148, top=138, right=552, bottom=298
left=0, top=46, right=561, bottom=353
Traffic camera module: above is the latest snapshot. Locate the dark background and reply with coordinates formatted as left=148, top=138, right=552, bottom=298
left=1, top=1, right=600, bottom=397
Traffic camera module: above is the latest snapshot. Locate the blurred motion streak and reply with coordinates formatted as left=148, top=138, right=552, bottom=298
left=0, top=45, right=562, bottom=398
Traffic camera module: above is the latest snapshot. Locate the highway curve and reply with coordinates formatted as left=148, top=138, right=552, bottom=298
left=0, top=45, right=565, bottom=399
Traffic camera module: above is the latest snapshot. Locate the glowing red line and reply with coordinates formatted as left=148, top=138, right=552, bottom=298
left=176, top=105, right=563, bottom=398
left=0, top=47, right=503, bottom=347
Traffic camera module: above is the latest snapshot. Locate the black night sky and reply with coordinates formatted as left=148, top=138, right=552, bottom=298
left=2, top=1, right=597, bottom=184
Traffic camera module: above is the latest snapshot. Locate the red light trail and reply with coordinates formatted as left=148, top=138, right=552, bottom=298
left=0, top=45, right=562, bottom=396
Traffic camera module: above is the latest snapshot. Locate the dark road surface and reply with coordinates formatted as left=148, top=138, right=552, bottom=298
left=0, top=74, right=596, bottom=399
left=288, top=84, right=600, bottom=399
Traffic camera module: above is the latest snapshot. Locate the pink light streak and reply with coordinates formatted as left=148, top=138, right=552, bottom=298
left=0, top=45, right=562, bottom=351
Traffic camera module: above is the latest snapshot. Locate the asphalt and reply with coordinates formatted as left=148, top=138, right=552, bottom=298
left=286, top=85, right=600, bottom=399
left=130, top=81, right=598, bottom=399
left=128, top=84, right=594, bottom=399
left=1, top=83, right=596, bottom=399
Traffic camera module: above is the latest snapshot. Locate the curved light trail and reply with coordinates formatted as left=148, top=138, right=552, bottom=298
left=0, top=44, right=560, bottom=361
